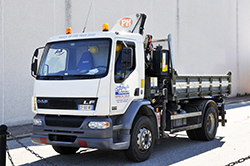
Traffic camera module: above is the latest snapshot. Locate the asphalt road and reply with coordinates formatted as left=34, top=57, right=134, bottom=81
left=6, top=101, right=250, bottom=166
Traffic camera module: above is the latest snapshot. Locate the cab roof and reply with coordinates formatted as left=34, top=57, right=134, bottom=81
left=47, top=31, right=144, bottom=43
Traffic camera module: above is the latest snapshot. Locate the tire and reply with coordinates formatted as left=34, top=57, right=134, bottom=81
left=196, top=105, right=218, bottom=141
left=52, top=145, right=79, bottom=154
left=124, top=116, right=155, bottom=162
left=186, top=129, right=198, bottom=140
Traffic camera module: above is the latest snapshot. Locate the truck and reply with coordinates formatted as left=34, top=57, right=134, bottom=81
left=31, top=13, right=231, bottom=162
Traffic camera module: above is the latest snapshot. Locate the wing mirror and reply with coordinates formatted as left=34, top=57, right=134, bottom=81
left=31, top=47, right=44, bottom=78
left=121, top=48, right=133, bottom=68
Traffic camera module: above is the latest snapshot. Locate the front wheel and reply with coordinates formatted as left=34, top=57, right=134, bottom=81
left=52, top=145, right=79, bottom=154
left=124, top=116, right=155, bottom=162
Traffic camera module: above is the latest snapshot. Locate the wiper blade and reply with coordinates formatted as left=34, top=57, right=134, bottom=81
left=38, top=76, right=64, bottom=80
left=67, top=74, right=96, bottom=79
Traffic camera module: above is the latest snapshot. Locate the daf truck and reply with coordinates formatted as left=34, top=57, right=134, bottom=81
left=31, top=13, right=231, bottom=162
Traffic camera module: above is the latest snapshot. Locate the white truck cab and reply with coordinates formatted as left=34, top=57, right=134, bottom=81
left=33, top=31, right=145, bottom=116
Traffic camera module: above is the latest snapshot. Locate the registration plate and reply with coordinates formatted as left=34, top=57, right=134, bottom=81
left=78, top=105, right=94, bottom=110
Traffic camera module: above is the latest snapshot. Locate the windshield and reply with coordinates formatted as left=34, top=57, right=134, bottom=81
left=37, top=38, right=112, bottom=80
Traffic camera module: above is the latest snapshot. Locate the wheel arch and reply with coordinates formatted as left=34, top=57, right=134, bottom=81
left=136, top=105, right=160, bottom=140
left=115, top=99, right=159, bottom=139
left=202, top=100, right=219, bottom=119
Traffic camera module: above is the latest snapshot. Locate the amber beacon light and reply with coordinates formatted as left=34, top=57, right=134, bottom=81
left=102, top=23, right=109, bottom=31
left=66, top=27, right=72, bottom=34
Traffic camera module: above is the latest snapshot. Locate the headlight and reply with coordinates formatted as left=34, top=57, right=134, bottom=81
left=88, top=121, right=110, bottom=129
left=33, top=118, right=43, bottom=126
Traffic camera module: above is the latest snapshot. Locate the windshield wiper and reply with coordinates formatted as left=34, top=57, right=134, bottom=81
left=67, top=74, right=96, bottom=79
left=38, top=76, right=64, bottom=80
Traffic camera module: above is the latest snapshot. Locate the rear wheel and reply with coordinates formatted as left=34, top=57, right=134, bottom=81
left=197, top=105, right=218, bottom=140
left=52, top=145, right=79, bottom=154
left=186, top=129, right=198, bottom=140
left=124, top=116, right=155, bottom=162
left=187, top=105, right=218, bottom=141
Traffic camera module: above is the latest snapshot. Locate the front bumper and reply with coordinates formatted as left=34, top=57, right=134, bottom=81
left=31, top=134, right=114, bottom=149
left=31, top=114, right=130, bottom=150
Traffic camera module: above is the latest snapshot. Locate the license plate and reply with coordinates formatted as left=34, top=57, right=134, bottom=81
left=78, top=105, right=94, bottom=110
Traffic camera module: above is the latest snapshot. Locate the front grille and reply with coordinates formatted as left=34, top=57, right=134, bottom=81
left=37, top=97, right=97, bottom=110
left=49, top=99, right=76, bottom=109
left=45, top=115, right=85, bottom=127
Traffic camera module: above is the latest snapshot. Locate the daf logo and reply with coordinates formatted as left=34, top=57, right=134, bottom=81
left=37, top=99, right=48, bottom=104
left=83, top=100, right=95, bottom=105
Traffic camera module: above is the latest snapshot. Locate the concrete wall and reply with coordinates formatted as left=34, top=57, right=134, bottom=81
left=0, top=0, right=250, bottom=126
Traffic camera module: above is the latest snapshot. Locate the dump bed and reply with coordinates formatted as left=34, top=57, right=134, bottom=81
left=170, top=72, right=231, bottom=101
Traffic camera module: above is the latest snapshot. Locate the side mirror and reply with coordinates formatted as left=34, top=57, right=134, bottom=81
left=31, top=47, right=44, bottom=78
left=34, top=49, right=39, bottom=57
left=31, top=59, right=38, bottom=76
left=121, top=48, right=133, bottom=68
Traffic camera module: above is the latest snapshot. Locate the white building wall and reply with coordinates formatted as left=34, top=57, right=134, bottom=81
left=0, top=0, right=249, bottom=126
left=238, top=0, right=250, bottom=95
left=0, top=0, right=64, bottom=126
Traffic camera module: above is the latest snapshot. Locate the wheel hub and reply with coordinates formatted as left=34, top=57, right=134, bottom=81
left=207, top=113, right=215, bottom=134
left=137, top=127, right=152, bottom=151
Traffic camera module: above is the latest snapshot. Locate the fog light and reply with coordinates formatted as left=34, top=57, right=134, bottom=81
left=33, top=118, right=43, bottom=126
left=88, top=121, right=110, bottom=129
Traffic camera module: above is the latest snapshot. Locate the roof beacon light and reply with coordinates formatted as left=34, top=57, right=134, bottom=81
left=102, top=23, right=109, bottom=31
left=66, top=27, right=72, bottom=34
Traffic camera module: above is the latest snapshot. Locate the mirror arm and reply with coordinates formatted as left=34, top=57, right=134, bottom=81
left=122, top=41, right=128, bottom=48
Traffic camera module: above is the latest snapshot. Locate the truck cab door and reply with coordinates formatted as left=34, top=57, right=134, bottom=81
left=110, top=40, right=141, bottom=115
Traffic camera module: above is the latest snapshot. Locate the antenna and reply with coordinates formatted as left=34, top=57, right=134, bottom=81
left=82, top=3, right=92, bottom=33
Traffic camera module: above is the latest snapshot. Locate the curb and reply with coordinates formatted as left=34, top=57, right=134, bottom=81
left=225, top=98, right=250, bottom=105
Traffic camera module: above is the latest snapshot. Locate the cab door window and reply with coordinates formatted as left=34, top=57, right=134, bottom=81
left=114, top=41, right=136, bottom=83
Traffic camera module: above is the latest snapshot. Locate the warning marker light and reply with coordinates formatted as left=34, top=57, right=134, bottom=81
left=102, top=23, right=109, bottom=31
left=66, top=27, right=72, bottom=34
